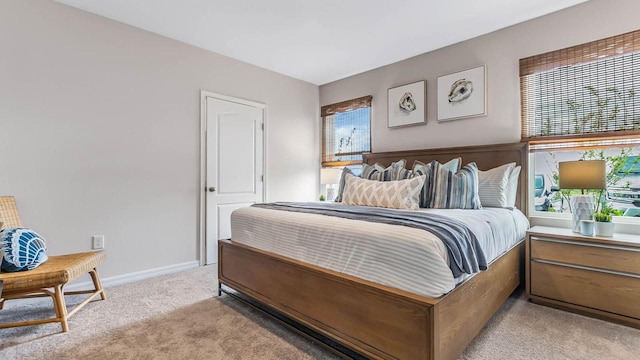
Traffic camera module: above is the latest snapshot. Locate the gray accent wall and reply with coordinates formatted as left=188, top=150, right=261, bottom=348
left=0, top=0, right=319, bottom=277
left=319, top=0, right=640, bottom=153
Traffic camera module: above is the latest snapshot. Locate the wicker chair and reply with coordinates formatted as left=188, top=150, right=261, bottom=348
left=0, top=196, right=106, bottom=332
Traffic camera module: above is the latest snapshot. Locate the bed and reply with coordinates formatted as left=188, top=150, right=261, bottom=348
left=218, top=141, right=529, bottom=360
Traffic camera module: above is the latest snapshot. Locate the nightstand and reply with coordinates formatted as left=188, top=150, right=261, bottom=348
left=526, top=225, right=640, bottom=329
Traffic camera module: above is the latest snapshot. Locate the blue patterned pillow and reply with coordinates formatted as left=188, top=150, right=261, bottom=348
left=381, top=161, right=413, bottom=181
left=360, top=163, right=382, bottom=180
left=0, top=228, right=48, bottom=272
left=427, top=161, right=482, bottom=209
left=361, top=160, right=409, bottom=181
left=412, top=158, right=461, bottom=174
left=412, top=158, right=462, bottom=208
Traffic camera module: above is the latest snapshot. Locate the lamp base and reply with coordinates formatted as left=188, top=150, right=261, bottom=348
left=326, top=186, right=337, bottom=202
left=570, top=195, right=595, bottom=233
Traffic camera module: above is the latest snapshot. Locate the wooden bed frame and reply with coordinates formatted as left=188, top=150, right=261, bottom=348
left=219, top=142, right=529, bottom=360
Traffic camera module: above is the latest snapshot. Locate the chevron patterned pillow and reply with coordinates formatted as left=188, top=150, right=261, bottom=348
left=341, top=173, right=425, bottom=210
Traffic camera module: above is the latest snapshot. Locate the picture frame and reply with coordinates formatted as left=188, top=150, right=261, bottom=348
left=387, top=80, right=426, bottom=128
left=437, top=65, right=487, bottom=121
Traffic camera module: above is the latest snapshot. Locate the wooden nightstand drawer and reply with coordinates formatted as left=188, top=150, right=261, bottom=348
left=530, top=236, right=640, bottom=276
left=527, top=226, right=640, bottom=328
left=530, top=261, right=640, bottom=319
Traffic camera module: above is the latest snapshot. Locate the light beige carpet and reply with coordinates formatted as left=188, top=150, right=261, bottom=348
left=1, top=265, right=639, bottom=359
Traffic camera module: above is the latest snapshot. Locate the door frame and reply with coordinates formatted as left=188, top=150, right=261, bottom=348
left=199, top=90, right=267, bottom=266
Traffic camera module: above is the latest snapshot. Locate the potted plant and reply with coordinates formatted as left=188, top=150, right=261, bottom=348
left=594, top=206, right=622, bottom=237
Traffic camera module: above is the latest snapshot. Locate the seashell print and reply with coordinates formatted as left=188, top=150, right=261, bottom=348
left=399, top=92, right=417, bottom=112
left=448, top=79, right=473, bottom=103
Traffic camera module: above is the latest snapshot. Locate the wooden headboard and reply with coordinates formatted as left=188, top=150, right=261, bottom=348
left=363, top=142, right=529, bottom=213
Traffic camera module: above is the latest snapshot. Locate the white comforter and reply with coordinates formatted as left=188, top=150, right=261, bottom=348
left=230, top=204, right=529, bottom=298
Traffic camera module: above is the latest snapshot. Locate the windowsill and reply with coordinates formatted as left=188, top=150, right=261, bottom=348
left=529, top=212, right=640, bottom=235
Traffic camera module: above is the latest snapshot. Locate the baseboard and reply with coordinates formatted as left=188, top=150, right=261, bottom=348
left=66, top=261, right=200, bottom=292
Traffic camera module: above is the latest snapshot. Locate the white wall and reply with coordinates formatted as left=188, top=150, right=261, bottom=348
left=0, top=0, right=319, bottom=278
left=319, top=0, right=640, bottom=153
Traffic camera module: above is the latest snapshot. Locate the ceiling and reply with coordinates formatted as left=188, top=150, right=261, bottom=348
left=54, top=0, right=588, bottom=85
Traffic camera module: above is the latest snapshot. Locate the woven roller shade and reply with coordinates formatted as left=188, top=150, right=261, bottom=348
left=529, top=135, right=640, bottom=152
left=520, top=30, right=640, bottom=77
left=321, top=95, right=371, bottom=117
left=520, top=29, right=640, bottom=143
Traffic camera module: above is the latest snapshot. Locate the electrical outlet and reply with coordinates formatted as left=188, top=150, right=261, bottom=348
left=92, top=235, right=105, bottom=250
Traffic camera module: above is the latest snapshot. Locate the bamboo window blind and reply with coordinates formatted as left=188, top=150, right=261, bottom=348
left=520, top=29, right=640, bottom=144
left=321, top=95, right=372, bottom=167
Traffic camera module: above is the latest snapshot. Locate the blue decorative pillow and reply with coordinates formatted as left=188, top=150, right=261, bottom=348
left=412, top=158, right=462, bottom=208
left=427, top=161, right=482, bottom=209
left=361, top=160, right=408, bottom=181
left=0, top=228, right=48, bottom=272
left=380, top=160, right=413, bottom=181
left=360, top=163, right=384, bottom=180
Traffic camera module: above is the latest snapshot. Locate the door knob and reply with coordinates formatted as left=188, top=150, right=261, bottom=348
left=208, top=187, right=216, bottom=192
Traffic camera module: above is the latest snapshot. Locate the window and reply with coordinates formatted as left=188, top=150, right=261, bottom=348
left=532, top=146, right=640, bottom=216
left=321, top=96, right=372, bottom=167
left=520, top=30, right=640, bottom=217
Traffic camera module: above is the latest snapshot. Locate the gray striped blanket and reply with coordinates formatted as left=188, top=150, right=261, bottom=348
left=252, top=202, right=487, bottom=277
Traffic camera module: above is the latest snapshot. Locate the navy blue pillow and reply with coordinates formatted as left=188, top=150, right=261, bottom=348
left=0, top=228, right=48, bottom=272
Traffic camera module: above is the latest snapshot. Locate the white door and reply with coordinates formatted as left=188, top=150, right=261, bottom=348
left=205, top=96, right=264, bottom=265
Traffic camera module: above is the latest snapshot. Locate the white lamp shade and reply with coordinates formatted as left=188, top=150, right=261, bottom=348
left=321, top=168, right=343, bottom=185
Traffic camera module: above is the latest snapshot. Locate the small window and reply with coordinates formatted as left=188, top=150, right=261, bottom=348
left=533, top=145, right=640, bottom=216
left=321, top=96, right=372, bottom=167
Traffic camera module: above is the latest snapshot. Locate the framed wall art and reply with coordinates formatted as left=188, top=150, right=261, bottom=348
left=387, top=80, right=426, bottom=128
left=437, top=65, right=487, bottom=121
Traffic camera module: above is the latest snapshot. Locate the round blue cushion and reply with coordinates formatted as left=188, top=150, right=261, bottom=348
left=0, top=227, right=48, bottom=272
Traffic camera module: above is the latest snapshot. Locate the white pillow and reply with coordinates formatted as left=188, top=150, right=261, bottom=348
left=505, top=165, right=522, bottom=209
left=478, top=163, right=516, bottom=208
left=341, top=174, right=425, bottom=210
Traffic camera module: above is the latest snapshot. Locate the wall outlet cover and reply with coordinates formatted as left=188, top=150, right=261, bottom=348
left=92, top=235, right=105, bottom=249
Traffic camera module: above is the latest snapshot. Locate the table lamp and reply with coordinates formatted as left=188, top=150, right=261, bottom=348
left=558, top=160, right=606, bottom=233
left=321, top=168, right=343, bottom=201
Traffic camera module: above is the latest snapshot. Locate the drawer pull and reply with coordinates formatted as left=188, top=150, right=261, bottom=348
left=531, top=236, right=640, bottom=253
left=532, top=258, right=640, bottom=279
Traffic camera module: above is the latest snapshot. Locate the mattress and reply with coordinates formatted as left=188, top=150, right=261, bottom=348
left=230, top=204, right=529, bottom=298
